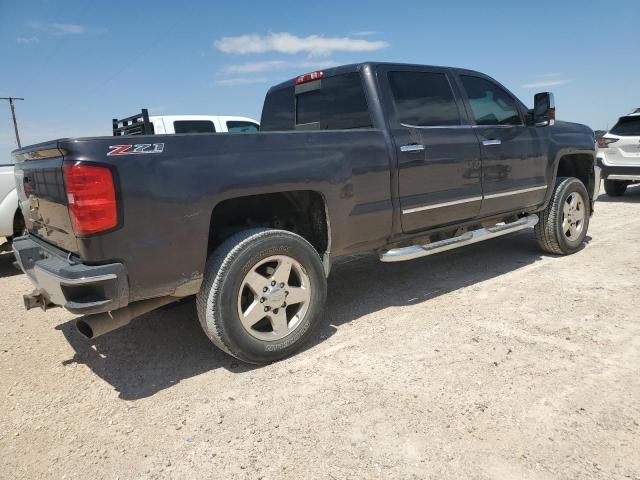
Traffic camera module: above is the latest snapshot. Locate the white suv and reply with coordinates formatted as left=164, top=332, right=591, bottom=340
left=597, top=109, right=640, bottom=196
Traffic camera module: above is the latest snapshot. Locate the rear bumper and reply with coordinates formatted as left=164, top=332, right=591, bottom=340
left=597, top=157, right=640, bottom=181
left=12, top=235, right=129, bottom=315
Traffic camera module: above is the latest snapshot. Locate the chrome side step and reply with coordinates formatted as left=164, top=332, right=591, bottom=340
left=380, top=215, right=539, bottom=263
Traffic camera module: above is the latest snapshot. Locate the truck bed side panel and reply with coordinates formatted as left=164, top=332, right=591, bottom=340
left=59, top=130, right=392, bottom=301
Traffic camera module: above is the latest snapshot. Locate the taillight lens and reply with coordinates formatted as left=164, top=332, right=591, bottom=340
left=63, top=163, right=118, bottom=235
left=597, top=137, right=618, bottom=148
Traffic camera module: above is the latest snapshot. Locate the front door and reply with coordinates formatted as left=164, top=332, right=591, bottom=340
left=456, top=74, right=547, bottom=216
left=380, top=67, right=483, bottom=233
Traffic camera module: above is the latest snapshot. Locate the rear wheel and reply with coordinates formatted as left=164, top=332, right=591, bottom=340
left=535, top=177, right=590, bottom=255
left=196, top=228, right=327, bottom=364
left=604, top=179, right=627, bottom=197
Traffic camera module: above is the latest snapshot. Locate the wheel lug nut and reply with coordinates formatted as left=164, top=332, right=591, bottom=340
left=264, top=306, right=270, bottom=312
left=279, top=283, right=285, bottom=288
left=285, top=291, right=289, bottom=296
left=263, top=287, right=268, bottom=293
left=271, top=281, right=276, bottom=286
left=281, top=303, right=286, bottom=308
left=260, top=297, right=265, bottom=303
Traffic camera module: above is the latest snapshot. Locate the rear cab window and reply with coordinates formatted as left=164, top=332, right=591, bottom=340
left=261, top=71, right=372, bottom=131
left=173, top=120, right=216, bottom=134
left=610, top=116, right=640, bottom=136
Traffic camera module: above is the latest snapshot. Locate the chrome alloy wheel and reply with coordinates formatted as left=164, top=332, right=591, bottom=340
left=237, top=255, right=311, bottom=341
left=562, top=191, right=586, bottom=241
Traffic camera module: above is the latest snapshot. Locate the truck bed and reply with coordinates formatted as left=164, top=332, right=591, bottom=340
left=13, top=131, right=392, bottom=302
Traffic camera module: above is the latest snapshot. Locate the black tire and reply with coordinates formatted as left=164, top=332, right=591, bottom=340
left=535, top=177, right=590, bottom=255
left=604, top=179, right=627, bottom=197
left=196, top=228, right=327, bottom=364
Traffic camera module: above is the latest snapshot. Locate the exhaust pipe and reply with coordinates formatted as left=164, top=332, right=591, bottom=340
left=76, top=296, right=178, bottom=340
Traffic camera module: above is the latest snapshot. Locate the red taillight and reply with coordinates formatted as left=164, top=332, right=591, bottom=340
left=63, top=163, right=118, bottom=235
left=295, top=70, right=324, bottom=85
left=597, top=137, right=618, bottom=148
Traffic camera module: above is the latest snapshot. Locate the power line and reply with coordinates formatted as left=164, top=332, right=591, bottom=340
left=0, top=97, right=24, bottom=148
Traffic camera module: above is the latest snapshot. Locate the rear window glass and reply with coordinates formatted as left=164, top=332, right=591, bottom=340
left=226, top=121, right=259, bottom=133
left=295, top=73, right=371, bottom=130
left=388, top=71, right=460, bottom=126
left=173, top=120, right=216, bottom=134
left=260, top=87, right=295, bottom=131
left=610, top=116, right=640, bottom=136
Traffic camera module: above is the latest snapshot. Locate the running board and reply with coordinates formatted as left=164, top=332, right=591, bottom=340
left=380, top=215, right=539, bottom=263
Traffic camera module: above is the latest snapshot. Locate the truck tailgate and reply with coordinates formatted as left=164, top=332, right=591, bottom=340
left=12, top=142, right=79, bottom=253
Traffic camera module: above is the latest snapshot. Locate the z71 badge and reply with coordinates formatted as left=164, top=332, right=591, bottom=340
left=107, top=143, right=164, bottom=156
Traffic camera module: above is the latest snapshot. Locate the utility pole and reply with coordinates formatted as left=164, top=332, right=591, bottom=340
left=0, top=97, right=24, bottom=148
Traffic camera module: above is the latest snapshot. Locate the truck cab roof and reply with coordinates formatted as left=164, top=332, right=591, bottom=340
left=268, top=61, right=485, bottom=91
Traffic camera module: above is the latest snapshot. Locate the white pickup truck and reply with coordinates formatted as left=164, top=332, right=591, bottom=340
left=113, top=109, right=260, bottom=136
left=0, top=158, right=24, bottom=250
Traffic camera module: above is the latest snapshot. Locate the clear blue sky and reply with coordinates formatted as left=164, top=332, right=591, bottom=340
left=1, top=0, right=639, bottom=154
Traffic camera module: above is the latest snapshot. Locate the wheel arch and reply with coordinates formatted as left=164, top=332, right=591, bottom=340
left=543, top=149, right=596, bottom=212
left=206, top=190, right=332, bottom=276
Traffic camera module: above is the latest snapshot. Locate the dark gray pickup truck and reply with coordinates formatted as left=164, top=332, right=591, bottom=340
left=12, top=62, right=599, bottom=364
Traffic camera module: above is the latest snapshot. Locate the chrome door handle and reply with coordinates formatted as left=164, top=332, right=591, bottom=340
left=400, top=143, right=425, bottom=153
left=482, top=139, right=502, bottom=146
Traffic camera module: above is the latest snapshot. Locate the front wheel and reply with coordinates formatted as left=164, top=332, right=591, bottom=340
left=535, top=177, right=590, bottom=255
left=196, top=228, right=327, bottom=364
left=604, top=179, right=627, bottom=197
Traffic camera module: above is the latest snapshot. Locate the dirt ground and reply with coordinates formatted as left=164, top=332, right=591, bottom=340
left=1, top=185, right=639, bottom=480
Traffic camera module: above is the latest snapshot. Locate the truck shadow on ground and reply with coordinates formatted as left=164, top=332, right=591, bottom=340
left=0, top=252, right=21, bottom=278
left=58, top=230, right=576, bottom=401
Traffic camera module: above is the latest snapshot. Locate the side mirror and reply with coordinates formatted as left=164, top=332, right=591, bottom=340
left=534, top=92, right=555, bottom=126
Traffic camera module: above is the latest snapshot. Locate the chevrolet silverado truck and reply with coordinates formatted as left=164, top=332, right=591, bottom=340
left=12, top=62, right=599, bottom=364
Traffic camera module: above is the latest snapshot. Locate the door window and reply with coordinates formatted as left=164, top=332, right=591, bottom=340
left=226, top=121, right=259, bottom=133
left=460, top=76, right=522, bottom=126
left=388, top=71, right=461, bottom=127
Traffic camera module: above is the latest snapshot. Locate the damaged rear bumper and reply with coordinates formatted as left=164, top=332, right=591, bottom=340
left=12, top=235, right=129, bottom=315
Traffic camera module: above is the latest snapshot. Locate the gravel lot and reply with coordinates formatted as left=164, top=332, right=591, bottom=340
left=1, top=185, right=639, bottom=480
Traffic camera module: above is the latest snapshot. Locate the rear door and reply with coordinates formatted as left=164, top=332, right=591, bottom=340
left=456, top=73, right=547, bottom=216
left=603, top=115, right=640, bottom=165
left=378, top=66, right=482, bottom=233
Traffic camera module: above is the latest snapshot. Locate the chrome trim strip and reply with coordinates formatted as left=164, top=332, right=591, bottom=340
left=607, top=174, right=640, bottom=181
left=381, top=215, right=539, bottom=262
left=399, top=123, right=472, bottom=130
left=483, top=185, right=547, bottom=200
left=402, top=195, right=483, bottom=214
left=402, top=185, right=546, bottom=215
left=33, top=265, right=117, bottom=285
left=482, top=139, right=502, bottom=146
